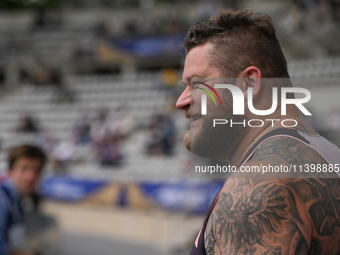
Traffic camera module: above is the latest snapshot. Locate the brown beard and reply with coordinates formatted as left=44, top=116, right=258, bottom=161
left=187, top=116, right=246, bottom=161
left=184, top=108, right=191, bottom=150
left=184, top=90, right=248, bottom=162
left=184, top=130, right=190, bottom=150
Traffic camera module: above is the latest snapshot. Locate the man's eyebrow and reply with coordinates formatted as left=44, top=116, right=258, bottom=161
left=182, top=74, right=206, bottom=86
left=189, top=74, right=205, bottom=79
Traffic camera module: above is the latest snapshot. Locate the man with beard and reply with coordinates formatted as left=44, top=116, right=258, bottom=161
left=176, top=9, right=340, bottom=255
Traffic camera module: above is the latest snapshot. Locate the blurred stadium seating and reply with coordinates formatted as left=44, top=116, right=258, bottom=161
left=0, top=0, right=340, bottom=254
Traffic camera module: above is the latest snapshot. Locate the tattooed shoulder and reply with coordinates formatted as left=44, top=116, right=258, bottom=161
left=251, top=135, right=329, bottom=172
left=205, top=137, right=340, bottom=255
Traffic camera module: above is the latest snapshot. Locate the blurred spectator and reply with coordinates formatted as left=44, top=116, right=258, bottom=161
left=90, top=109, right=114, bottom=144
left=146, top=112, right=176, bottom=156
left=72, top=114, right=92, bottom=145
left=51, top=140, right=75, bottom=174
left=30, top=66, right=49, bottom=86
left=0, top=145, right=46, bottom=255
left=95, top=140, right=123, bottom=167
left=90, top=109, right=124, bottom=166
left=16, top=113, right=40, bottom=134
left=30, top=66, right=62, bottom=87
left=112, top=106, right=135, bottom=141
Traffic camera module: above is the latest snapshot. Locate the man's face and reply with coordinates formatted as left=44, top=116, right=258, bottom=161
left=9, top=157, right=42, bottom=195
left=176, top=43, right=246, bottom=160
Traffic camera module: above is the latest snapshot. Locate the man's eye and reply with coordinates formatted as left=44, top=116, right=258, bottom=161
left=193, top=82, right=203, bottom=89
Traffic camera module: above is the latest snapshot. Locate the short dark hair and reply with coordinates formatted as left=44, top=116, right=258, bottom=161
left=183, top=9, right=289, bottom=78
left=8, top=145, right=47, bottom=170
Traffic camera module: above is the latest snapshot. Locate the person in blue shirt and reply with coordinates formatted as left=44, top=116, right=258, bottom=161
left=0, top=145, right=46, bottom=255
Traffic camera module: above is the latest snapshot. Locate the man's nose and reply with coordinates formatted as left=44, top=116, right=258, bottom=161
left=176, top=87, right=192, bottom=110
left=25, top=169, right=39, bottom=181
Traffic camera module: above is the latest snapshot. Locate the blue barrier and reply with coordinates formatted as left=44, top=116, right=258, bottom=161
left=139, top=180, right=224, bottom=214
left=40, top=176, right=224, bottom=214
left=40, top=176, right=106, bottom=201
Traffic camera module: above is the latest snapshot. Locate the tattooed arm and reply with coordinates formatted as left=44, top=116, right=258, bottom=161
left=205, top=177, right=313, bottom=255
left=205, top=136, right=340, bottom=255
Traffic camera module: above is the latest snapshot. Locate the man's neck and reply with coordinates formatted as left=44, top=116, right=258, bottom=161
left=229, top=109, right=314, bottom=167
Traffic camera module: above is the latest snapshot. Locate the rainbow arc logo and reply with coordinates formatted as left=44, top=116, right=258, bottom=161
left=197, top=82, right=223, bottom=106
